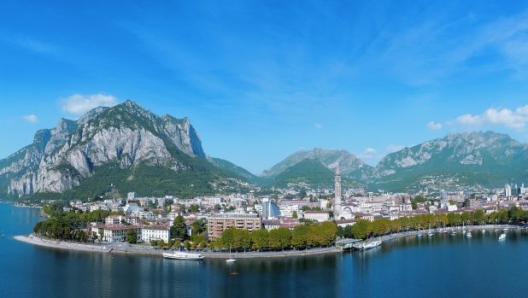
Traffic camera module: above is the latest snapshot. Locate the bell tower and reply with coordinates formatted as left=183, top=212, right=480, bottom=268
left=334, top=165, right=342, bottom=217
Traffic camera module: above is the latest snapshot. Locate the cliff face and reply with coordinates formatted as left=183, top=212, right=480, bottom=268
left=0, top=100, right=208, bottom=197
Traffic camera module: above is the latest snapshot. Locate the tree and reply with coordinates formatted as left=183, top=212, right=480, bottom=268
left=251, top=229, right=270, bottom=250
left=126, top=229, right=137, bottom=244
left=184, top=240, right=191, bottom=251
left=351, top=220, right=372, bottom=240
left=171, top=215, right=187, bottom=240
left=319, top=221, right=337, bottom=246
left=276, top=228, right=292, bottom=251
left=292, top=211, right=298, bottom=219
left=189, top=204, right=200, bottom=213
left=191, top=218, right=207, bottom=236
left=291, top=225, right=310, bottom=249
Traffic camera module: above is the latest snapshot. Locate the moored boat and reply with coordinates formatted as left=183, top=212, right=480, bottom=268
left=498, top=233, right=506, bottom=241
left=163, top=251, right=204, bottom=261
left=361, top=240, right=382, bottom=250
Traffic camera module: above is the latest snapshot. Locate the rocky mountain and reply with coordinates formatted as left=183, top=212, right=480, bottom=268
left=261, top=132, right=528, bottom=191
left=261, top=148, right=374, bottom=181
left=373, top=131, right=528, bottom=191
left=0, top=100, right=245, bottom=200
left=3, top=103, right=527, bottom=200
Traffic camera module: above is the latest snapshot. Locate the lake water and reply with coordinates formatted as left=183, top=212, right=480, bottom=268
left=1, top=202, right=528, bottom=298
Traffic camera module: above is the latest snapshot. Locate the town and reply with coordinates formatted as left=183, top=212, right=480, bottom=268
left=28, top=167, right=525, bottom=248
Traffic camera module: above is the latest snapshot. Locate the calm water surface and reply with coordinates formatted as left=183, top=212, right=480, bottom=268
left=1, top=202, right=528, bottom=298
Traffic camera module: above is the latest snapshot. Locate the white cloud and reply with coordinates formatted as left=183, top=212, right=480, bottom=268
left=22, top=114, right=38, bottom=123
left=61, top=94, right=118, bottom=115
left=358, top=147, right=378, bottom=159
left=426, top=121, right=443, bottom=130
left=314, top=123, right=323, bottom=130
left=456, top=105, right=528, bottom=130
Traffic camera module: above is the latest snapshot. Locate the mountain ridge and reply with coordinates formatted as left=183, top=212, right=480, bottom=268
left=0, top=100, right=245, bottom=199
left=1, top=99, right=527, bottom=199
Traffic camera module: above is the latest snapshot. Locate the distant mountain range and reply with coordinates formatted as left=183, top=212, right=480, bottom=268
left=1, top=100, right=527, bottom=201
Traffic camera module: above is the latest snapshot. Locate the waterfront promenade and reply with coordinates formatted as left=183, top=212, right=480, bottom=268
left=15, top=224, right=519, bottom=259
left=14, top=233, right=342, bottom=258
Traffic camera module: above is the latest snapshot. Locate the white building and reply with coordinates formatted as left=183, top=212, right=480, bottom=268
left=303, top=210, right=330, bottom=222
left=102, top=225, right=141, bottom=243
left=127, top=192, right=137, bottom=201
left=105, top=215, right=125, bottom=225
left=279, top=204, right=299, bottom=217
left=505, top=184, right=512, bottom=198
left=141, top=225, right=170, bottom=243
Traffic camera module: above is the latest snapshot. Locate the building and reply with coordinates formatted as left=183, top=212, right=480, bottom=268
left=127, top=192, right=137, bottom=201
left=105, top=215, right=125, bottom=225
left=334, top=166, right=342, bottom=217
left=102, top=225, right=141, bottom=243
left=261, top=198, right=281, bottom=219
left=303, top=210, right=330, bottom=222
left=505, top=183, right=512, bottom=198
left=207, top=213, right=262, bottom=240
left=141, top=225, right=170, bottom=243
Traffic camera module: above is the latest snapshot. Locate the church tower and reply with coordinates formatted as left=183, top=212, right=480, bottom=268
left=334, top=165, right=342, bottom=217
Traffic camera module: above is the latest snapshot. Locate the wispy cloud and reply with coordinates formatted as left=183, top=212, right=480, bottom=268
left=0, top=32, right=58, bottom=55
left=358, top=147, right=378, bottom=159
left=314, top=123, right=323, bottom=130
left=367, top=7, right=528, bottom=85
left=455, top=105, right=528, bottom=130
left=60, top=94, right=118, bottom=115
left=120, top=6, right=352, bottom=122
left=427, top=121, right=443, bottom=130
left=22, top=114, right=38, bottom=123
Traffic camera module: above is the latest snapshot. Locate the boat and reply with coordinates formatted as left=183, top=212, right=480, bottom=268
left=163, top=251, right=204, bottom=261
left=466, top=231, right=472, bottom=238
left=498, top=233, right=506, bottom=241
left=226, top=257, right=236, bottom=263
left=361, top=240, right=382, bottom=250
left=226, top=247, right=236, bottom=263
left=416, top=233, right=423, bottom=238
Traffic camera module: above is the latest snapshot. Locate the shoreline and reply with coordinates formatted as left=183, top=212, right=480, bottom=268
left=14, top=224, right=521, bottom=259
left=14, top=233, right=342, bottom=259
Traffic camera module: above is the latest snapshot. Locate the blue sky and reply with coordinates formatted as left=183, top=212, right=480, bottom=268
left=2, top=1, right=528, bottom=174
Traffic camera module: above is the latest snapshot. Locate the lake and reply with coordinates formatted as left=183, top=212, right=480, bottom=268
left=1, top=202, right=527, bottom=298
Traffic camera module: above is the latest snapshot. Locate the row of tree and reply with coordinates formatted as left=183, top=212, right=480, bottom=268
left=209, top=221, right=338, bottom=251
left=34, top=206, right=122, bottom=241
left=340, top=207, right=528, bottom=240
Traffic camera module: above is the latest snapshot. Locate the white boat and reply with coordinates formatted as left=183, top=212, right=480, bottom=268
left=163, top=251, right=204, bottom=261
left=226, top=247, right=236, bottom=263
left=498, top=233, right=506, bottom=241
left=361, top=240, right=382, bottom=250
left=466, top=232, right=472, bottom=238
left=226, top=257, right=236, bottom=263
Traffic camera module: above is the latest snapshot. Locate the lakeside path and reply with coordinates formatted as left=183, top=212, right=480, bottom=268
left=14, top=224, right=521, bottom=259
left=14, top=233, right=342, bottom=258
